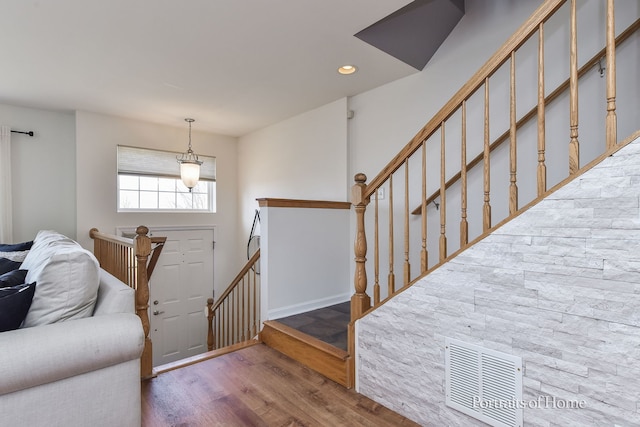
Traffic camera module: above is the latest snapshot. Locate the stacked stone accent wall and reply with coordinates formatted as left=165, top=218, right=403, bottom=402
left=356, top=137, right=640, bottom=426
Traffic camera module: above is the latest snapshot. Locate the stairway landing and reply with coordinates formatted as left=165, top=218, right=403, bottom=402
left=260, top=301, right=352, bottom=387
left=275, top=301, right=350, bottom=350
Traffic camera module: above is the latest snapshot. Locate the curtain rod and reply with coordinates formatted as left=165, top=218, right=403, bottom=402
left=11, top=130, right=34, bottom=137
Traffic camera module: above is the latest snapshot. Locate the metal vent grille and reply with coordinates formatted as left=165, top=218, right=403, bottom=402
left=445, top=338, right=523, bottom=427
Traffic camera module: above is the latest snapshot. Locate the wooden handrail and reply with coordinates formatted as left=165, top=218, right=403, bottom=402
left=89, top=228, right=134, bottom=247
left=410, top=16, right=640, bottom=215
left=90, top=225, right=166, bottom=379
left=207, top=249, right=260, bottom=351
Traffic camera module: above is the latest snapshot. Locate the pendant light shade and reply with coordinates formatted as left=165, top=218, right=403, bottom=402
left=176, top=118, right=203, bottom=192
left=179, top=161, right=201, bottom=189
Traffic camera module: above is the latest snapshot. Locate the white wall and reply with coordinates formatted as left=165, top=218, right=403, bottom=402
left=237, top=98, right=349, bottom=260
left=0, top=103, right=76, bottom=242
left=261, top=204, right=351, bottom=319
left=75, top=111, right=240, bottom=296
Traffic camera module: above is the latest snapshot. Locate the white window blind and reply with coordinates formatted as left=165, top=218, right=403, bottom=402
left=117, top=145, right=216, bottom=181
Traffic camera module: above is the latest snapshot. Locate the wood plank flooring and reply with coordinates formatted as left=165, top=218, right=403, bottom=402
left=142, top=343, right=419, bottom=427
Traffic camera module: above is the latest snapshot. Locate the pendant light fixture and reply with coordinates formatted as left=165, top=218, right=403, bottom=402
left=176, top=118, right=203, bottom=192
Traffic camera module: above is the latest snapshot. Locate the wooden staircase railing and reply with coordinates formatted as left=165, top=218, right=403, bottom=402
left=207, top=249, right=260, bottom=351
left=90, top=225, right=166, bottom=379
left=350, top=0, right=638, bottom=326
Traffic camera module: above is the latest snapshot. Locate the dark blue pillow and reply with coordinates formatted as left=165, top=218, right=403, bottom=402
left=0, top=241, right=33, bottom=252
left=0, top=258, right=21, bottom=275
left=0, top=282, right=36, bottom=332
left=0, top=270, right=28, bottom=289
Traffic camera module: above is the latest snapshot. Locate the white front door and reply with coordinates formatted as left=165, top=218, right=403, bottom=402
left=148, top=228, right=214, bottom=367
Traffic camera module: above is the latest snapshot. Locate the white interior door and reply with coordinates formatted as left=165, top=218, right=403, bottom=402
left=148, top=228, right=214, bottom=367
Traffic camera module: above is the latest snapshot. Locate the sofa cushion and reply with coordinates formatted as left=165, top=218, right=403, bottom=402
left=0, top=282, right=36, bottom=332
left=20, top=230, right=100, bottom=327
left=0, top=258, right=21, bottom=275
left=0, top=269, right=28, bottom=288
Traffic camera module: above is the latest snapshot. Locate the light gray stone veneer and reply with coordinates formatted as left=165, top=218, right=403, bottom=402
left=356, top=137, right=640, bottom=426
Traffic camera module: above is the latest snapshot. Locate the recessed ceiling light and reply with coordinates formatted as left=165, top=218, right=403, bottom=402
left=338, top=65, right=358, bottom=75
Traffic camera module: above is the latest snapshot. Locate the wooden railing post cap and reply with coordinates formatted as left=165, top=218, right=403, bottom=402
left=352, top=173, right=368, bottom=205
left=354, top=173, right=367, bottom=184
left=89, top=228, right=99, bottom=238
left=136, top=225, right=149, bottom=236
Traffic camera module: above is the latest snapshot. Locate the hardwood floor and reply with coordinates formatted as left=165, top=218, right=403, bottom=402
left=142, top=343, right=419, bottom=427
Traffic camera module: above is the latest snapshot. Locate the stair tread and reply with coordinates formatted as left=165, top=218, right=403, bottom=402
left=263, top=320, right=349, bottom=360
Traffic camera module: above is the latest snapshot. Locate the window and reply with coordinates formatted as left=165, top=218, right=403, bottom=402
left=117, top=145, right=216, bottom=212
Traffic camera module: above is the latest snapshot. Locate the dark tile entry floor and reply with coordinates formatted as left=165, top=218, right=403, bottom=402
left=275, top=302, right=350, bottom=351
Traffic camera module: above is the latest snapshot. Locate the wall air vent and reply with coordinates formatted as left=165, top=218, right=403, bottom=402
left=445, top=338, right=523, bottom=427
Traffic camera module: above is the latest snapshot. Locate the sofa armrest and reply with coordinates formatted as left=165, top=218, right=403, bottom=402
left=0, top=313, right=144, bottom=396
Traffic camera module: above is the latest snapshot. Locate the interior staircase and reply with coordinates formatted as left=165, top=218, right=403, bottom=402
left=204, top=0, right=639, bottom=392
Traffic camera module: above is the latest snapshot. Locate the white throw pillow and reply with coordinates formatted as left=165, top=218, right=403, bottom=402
left=21, top=230, right=100, bottom=327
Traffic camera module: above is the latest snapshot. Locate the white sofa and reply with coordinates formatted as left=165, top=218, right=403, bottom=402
left=0, top=231, right=144, bottom=427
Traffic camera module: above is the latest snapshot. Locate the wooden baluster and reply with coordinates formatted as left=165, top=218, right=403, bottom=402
left=116, top=245, right=121, bottom=281
left=225, top=298, right=229, bottom=347
left=236, top=285, right=240, bottom=344
left=215, top=306, right=219, bottom=350
left=439, top=122, right=447, bottom=263
left=207, top=297, right=214, bottom=351
left=125, top=247, right=130, bottom=285
left=224, top=299, right=228, bottom=347
left=421, top=140, right=428, bottom=272
left=134, top=225, right=153, bottom=379
left=252, top=268, right=257, bottom=338
left=569, top=0, right=580, bottom=174
left=373, top=191, right=380, bottom=305
left=351, top=173, right=371, bottom=321
left=537, top=22, right=547, bottom=196
left=460, top=101, right=469, bottom=248
left=509, top=51, right=519, bottom=214
left=121, top=246, right=126, bottom=282
left=403, top=160, right=410, bottom=287
left=218, top=305, right=222, bottom=349
left=214, top=304, right=224, bottom=349
left=246, top=274, right=250, bottom=340
left=241, top=277, right=246, bottom=342
left=238, top=284, right=242, bottom=344
left=388, top=175, right=395, bottom=295
left=483, top=78, right=492, bottom=231
left=232, top=288, right=236, bottom=344
left=233, top=289, right=237, bottom=344
left=606, top=0, right=617, bottom=149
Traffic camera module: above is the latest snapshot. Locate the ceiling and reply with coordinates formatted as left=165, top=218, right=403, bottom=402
left=0, top=1, right=444, bottom=137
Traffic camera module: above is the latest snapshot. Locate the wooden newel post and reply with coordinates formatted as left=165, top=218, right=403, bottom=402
left=207, top=297, right=214, bottom=351
left=134, top=225, right=153, bottom=379
left=351, top=173, right=371, bottom=322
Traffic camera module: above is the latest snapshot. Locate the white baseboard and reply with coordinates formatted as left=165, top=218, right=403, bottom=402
left=268, top=293, right=351, bottom=320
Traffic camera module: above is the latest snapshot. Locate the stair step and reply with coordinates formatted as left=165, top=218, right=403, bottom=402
left=260, top=320, right=351, bottom=387
left=154, top=339, right=260, bottom=376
